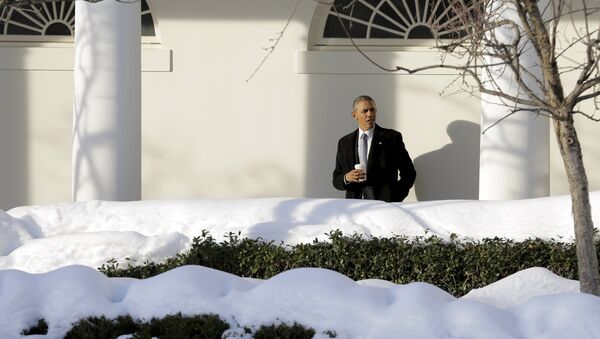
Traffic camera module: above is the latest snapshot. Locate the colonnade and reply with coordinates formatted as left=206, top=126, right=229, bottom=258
left=70, top=1, right=549, bottom=202
left=73, top=0, right=141, bottom=201
left=479, top=0, right=549, bottom=200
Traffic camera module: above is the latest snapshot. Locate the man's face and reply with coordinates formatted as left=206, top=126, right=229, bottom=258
left=352, top=100, right=377, bottom=131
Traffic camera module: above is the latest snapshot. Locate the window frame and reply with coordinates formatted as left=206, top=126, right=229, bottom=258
left=308, top=0, right=465, bottom=51
left=0, top=0, right=160, bottom=44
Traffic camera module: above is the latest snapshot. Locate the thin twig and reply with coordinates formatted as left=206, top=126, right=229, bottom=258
left=246, top=0, right=303, bottom=82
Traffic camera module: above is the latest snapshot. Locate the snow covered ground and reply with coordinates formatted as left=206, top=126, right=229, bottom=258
left=1, top=193, right=600, bottom=338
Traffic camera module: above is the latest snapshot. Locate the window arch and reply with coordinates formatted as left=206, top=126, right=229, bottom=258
left=309, top=0, right=468, bottom=49
left=0, top=0, right=158, bottom=43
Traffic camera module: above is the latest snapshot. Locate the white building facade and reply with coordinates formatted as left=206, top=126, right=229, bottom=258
left=0, top=0, right=598, bottom=210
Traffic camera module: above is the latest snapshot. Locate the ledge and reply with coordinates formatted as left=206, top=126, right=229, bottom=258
left=0, top=45, right=172, bottom=72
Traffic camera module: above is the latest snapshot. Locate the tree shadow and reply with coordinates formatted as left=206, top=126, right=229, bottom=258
left=244, top=196, right=436, bottom=245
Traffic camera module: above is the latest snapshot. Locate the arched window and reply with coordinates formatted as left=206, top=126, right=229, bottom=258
left=0, top=0, right=158, bottom=43
left=309, top=0, right=468, bottom=49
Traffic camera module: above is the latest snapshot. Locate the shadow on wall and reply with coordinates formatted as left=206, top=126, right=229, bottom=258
left=0, top=59, right=28, bottom=210
left=414, top=120, right=480, bottom=200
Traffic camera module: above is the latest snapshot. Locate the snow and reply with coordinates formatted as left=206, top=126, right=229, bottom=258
left=1, top=193, right=600, bottom=338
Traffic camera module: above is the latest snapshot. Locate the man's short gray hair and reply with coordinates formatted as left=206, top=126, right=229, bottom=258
left=353, top=95, right=376, bottom=112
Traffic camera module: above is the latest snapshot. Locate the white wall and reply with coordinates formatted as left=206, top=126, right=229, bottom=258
left=141, top=0, right=482, bottom=203
left=0, top=0, right=597, bottom=210
left=0, top=66, right=73, bottom=209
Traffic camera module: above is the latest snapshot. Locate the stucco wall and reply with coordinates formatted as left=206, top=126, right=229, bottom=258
left=0, top=0, right=597, bottom=210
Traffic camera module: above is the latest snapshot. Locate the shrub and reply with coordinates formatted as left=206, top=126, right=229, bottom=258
left=99, top=230, right=591, bottom=297
left=253, top=322, right=316, bottom=339
left=64, top=313, right=228, bottom=339
left=62, top=314, right=321, bottom=339
left=64, top=315, right=139, bottom=339
left=21, top=318, right=48, bottom=336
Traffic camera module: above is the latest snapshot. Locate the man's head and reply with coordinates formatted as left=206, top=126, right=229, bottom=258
left=352, top=95, right=377, bottom=131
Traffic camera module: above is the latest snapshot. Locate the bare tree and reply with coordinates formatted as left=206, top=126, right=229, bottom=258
left=321, top=0, right=600, bottom=295
left=252, top=0, right=599, bottom=295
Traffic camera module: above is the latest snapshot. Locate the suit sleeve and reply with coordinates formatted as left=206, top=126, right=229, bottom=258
left=393, top=134, right=416, bottom=201
left=332, top=138, right=349, bottom=191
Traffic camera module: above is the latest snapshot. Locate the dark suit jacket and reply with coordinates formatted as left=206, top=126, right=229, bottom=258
left=332, top=124, right=416, bottom=202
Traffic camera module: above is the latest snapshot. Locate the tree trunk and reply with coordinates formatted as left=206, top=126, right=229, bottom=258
left=553, top=115, right=600, bottom=296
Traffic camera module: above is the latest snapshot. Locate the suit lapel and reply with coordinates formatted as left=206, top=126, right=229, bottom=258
left=351, top=129, right=359, bottom=165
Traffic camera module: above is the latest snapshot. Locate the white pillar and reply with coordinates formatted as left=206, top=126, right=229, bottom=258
left=73, top=0, right=141, bottom=201
left=479, top=1, right=549, bottom=200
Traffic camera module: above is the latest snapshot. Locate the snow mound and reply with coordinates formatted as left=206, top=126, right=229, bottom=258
left=462, top=267, right=580, bottom=308
left=0, top=209, right=32, bottom=256
left=0, top=265, right=599, bottom=339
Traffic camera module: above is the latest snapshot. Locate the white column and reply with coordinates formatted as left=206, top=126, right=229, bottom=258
left=73, top=0, right=141, bottom=201
left=479, top=1, right=549, bottom=200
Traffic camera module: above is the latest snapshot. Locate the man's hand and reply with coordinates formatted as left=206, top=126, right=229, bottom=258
left=345, top=169, right=366, bottom=183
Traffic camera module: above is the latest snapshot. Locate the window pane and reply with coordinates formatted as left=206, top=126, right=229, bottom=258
left=322, top=0, right=468, bottom=41
left=0, top=0, right=157, bottom=40
left=141, top=14, right=155, bottom=37
left=324, top=16, right=368, bottom=39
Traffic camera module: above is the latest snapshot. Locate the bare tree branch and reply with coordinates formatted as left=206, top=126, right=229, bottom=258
left=246, top=0, right=303, bottom=82
left=573, top=110, right=600, bottom=121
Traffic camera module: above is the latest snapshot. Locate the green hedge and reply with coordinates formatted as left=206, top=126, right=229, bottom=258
left=99, top=230, right=592, bottom=297
left=64, top=314, right=228, bottom=339
left=22, top=315, right=324, bottom=339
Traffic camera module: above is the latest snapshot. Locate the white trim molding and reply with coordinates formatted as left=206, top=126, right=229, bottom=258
left=0, top=45, right=172, bottom=71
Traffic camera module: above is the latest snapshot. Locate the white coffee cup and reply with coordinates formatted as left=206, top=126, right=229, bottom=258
left=354, top=163, right=367, bottom=182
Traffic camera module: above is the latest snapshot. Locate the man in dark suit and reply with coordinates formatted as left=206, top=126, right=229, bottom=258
left=332, top=95, right=416, bottom=202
